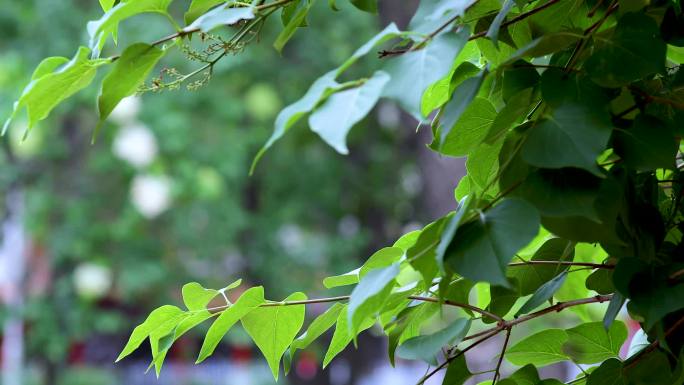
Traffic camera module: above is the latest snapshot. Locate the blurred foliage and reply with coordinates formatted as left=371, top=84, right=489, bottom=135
left=0, top=0, right=420, bottom=376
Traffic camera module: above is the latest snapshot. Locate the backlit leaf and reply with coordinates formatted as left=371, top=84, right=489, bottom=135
left=196, top=286, right=265, bottom=363
left=506, top=329, right=569, bottom=367
left=562, top=321, right=627, bottom=364
left=98, top=43, right=164, bottom=124
left=242, top=292, right=307, bottom=380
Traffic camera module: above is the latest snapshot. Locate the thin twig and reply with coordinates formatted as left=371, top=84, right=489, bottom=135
left=506, top=295, right=613, bottom=328
left=624, top=316, right=684, bottom=369
left=564, top=0, right=618, bottom=69
left=587, top=0, right=607, bottom=17
left=492, top=327, right=512, bottom=384
left=380, top=0, right=565, bottom=58
left=108, top=0, right=295, bottom=62
left=409, top=296, right=504, bottom=323
left=670, top=268, right=684, bottom=281
left=468, top=0, right=563, bottom=40
left=202, top=294, right=502, bottom=322
left=507, top=260, right=615, bottom=269
left=418, top=329, right=502, bottom=384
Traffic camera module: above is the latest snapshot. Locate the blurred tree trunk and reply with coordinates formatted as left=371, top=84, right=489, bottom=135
left=379, top=0, right=467, bottom=218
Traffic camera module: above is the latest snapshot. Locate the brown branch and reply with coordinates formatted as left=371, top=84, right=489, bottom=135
left=493, top=327, right=512, bottom=384
left=506, top=295, right=613, bottom=328
left=108, top=0, right=295, bottom=62
left=206, top=294, right=502, bottom=322
left=468, top=0, right=563, bottom=40
left=624, top=316, right=684, bottom=369
left=409, top=296, right=504, bottom=323
left=507, top=260, right=615, bottom=269
left=564, top=0, right=618, bottom=69
left=670, top=268, right=684, bottom=281
left=418, top=328, right=502, bottom=385
left=587, top=0, right=607, bottom=17
left=462, top=295, right=614, bottom=343
left=380, top=0, right=565, bottom=58
left=629, top=86, right=684, bottom=111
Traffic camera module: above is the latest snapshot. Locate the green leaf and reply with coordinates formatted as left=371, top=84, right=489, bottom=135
left=624, top=350, right=674, bottom=385
left=98, top=43, right=164, bottom=124
left=513, top=168, right=602, bottom=221
left=586, top=268, right=614, bottom=295
left=323, top=304, right=374, bottom=367
left=406, top=217, right=448, bottom=286
left=485, top=283, right=520, bottom=323
left=290, top=302, right=344, bottom=352
left=184, top=0, right=225, bottom=24
left=323, top=269, right=360, bottom=289
left=585, top=13, right=666, bottom=87
left=421, top=60, right=481, bottom=117
left=360, top=247, right=405, bottom=277
left=486, top=0, right=515, bottom=48
left=309, top=71, right=390, bottom=154
left=30, top=57, right=71, bottom=81
left=410, top=0, right=476, bottom=34
left=516, top=271, right=567, bottom=316
left=442, top=353, right=472, bottom=385
left=322, top=246, right=403, bottom=289
left=510, top=239, right=574, bottom=297
left=99, top=0, right=116, bottom=11
left=555, top=243, right=604, bottom=321
left=502, top=63, right=540, bottom=102
left=382, top=29, right=471, bottom=119
left=466, top=136, right=504, bottom=193
left=181, top=282, right=219, bottom=311
left=435, top=196, right=474, bottom=274
left=613, top=115, right=676, bottom=171
left=196, top=286, right=265, bottom=363
left=336, top=23, right=405, bottom=76
left=393, top=230, right=421, bottom=252
left=587, top=358, right=624, bottom=385
left=242, top=292, right=307, bottom=380
left=116, top=305, right=184, bottom=362
left=562, top=321, right=627, bottom=364
left=273, top=0, right=314, bottom=53
left=251, top=71, right=338, bottom=173
left=509, top=364, right=541, bottom=385
left=506, top=329, right=569, bottom=367
left=505, top=31, right=582, bottom=62
left=485, top=87, right=534, bottom=143
left=5, top=47, right=107, bottom=134
left=668, top=45, right=684, bottom=64
left=521, top=104, right=613, bottom=176
left=348, top=263, right=399, bottom=336
left=445, top=198, right=540, bottom=286
left=349, top=0, right=376, bottom=13
left=396, top=318, right=471, bottom=365
left=87, top=0, right=173, bottom=51
left=603, top=292, right=624, bottom=330
left=433, top=72, right=490, bottom=154
left=388, top=302, right=440, bottom=365
left=185, top=5, right=255, bottom=33
left=149, top=312, right=188, bottom=376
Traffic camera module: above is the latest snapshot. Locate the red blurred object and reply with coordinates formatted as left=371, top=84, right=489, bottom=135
left=230, top=345, right=252, bottom=363
left=68, top=342, right=86, bottom=364
left=296, top=351, right=318, bottom=380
